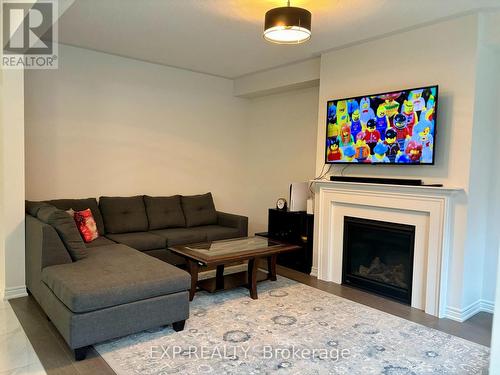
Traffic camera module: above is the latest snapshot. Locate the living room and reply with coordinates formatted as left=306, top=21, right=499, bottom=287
left=1, top=0, right=500, bottom=374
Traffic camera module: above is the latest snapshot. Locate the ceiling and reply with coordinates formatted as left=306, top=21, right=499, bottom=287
left=57, top=0, right=500, bottom=79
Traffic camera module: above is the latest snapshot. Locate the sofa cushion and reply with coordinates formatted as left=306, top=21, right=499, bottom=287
left=26, top=215, right=73, bottom=269
left=181, top=193, right=217, bottom=227
left=41, top=244, right=190, bottom=313
left=85, top=236, right=116, bottom=248
left=105, top=232, right=166, bottom=251
left=151, top=227, right=207, bottom=246
left=202, top=225, right=243, bottom=242
left=47, top=198, right=105, bottom=236
left=26, top=201, right=53, bottom=217
left=99, top=196, right=148, bottom=234
left=37, top=206, right=87, bottom=261
left=144, top=195, right=185, bottom=230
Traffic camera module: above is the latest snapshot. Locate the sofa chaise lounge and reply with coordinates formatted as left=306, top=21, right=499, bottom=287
left=25, top=193, right=248, bottom=360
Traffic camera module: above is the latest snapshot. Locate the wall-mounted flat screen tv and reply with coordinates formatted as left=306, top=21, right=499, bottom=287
left=325, top=85, right=438, bottom=165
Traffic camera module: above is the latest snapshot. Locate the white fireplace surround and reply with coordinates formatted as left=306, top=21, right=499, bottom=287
left=312, top=181, right=463, bottom=318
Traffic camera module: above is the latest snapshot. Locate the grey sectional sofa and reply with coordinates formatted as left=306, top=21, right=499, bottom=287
left=25, top=193, right=248, bottom=360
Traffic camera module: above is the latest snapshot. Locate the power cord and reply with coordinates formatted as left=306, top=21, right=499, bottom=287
left=309, top=163, right=333, bottom=195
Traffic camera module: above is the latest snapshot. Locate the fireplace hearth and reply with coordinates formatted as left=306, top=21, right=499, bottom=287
left=342, top=216, right=415, bottom=304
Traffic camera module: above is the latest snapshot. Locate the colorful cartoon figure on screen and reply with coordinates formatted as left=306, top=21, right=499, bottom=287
left=327, top=120, right=341, bottom=141
left=409, top=89, right=426, bottom=112
left=393, top=113, right=411, bottom=150
left=384, top=128, right=400, bottom=163
left=350, top=102, right=362, bottom=139
left=339, top=125, right=354, bottom=148
left=364, top=119, right=381, bottom=154
left=396, top=140, right=422, bottom=164
left=372, top=142, right=390, bottom=163
left=327, top=102, right=336, bottom=124
left=336, top=100, right=350, bottom=126
left=411, top=112, right=434, bottom=163
left=425, top=95, right=435, bottom=120
left=326, top=138, right=343, bottom=162
left=342, top=146, right=357, bottom=163
left=354, top=132, right=371, bottom=163
left=380, top=92, right=401, bottom=120
left=360, top=97, right=375, bottom=127
left=376, top=104, right=390, bottom=141
left=347, top=99, right=358, bottom=115
left=401, top=100, right=418, bottom=135
left=427, top=86, right=437, bottom=111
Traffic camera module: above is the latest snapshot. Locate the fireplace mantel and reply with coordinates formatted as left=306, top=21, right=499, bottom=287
left=311, top=180, right=464, bottom=318
left=312, top=180, right=464, bottom=195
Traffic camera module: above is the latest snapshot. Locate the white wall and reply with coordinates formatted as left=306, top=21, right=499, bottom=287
left=234, top=58, right=320, bottom=98
left=469, top=30, right=500, bottom=307
left=25, top=44, right=249, bottom=216
left=315, top=15, right=478, bottom=187
left=313, top=14, right=496, bottom=317
left=490, top=244, right=500, bottom=373
left=478, top=11, right=500, bottom=308
left=246, top=86, right=319, bottom=233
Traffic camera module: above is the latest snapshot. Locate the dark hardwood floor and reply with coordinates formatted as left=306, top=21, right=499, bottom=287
left=9, top=265, right=493, bottom=375
left=276, top=265, right=493, bottom=347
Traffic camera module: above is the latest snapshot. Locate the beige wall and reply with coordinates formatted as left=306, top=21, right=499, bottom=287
left=25, top=44, right=249, bottom=216
left=1, top=68, right=26, bottom=300
left=0, top=0, right=76, bottom=301
left=0, top=0, right=26, bottom=300
left=0, top=67, right=4, bottom=299
left=24, top=44, right=320, bottom=235
left=246, top=86, right=319, bottom=234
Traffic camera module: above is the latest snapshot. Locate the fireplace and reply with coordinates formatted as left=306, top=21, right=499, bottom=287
left=342, top=216, right=415, bottom=304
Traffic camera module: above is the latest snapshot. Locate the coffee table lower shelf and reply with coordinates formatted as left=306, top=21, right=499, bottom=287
left=186, top=255, right=277, bottom=301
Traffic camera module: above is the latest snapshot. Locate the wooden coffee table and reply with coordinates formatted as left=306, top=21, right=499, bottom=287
left=169, top=236, right=300, bottom=301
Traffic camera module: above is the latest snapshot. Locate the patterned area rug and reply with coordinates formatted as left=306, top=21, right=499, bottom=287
left=95, top=277, right=490, bottom=374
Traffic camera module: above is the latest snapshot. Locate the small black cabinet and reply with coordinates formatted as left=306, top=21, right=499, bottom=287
left=266, top=209, right=313, bottom=274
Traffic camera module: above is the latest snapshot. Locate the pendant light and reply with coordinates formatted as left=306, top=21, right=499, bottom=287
left=263, top=1, right=312, bottom=44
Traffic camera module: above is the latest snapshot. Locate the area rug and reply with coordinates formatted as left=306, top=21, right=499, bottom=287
left=95, top=277, right=490, bottom=374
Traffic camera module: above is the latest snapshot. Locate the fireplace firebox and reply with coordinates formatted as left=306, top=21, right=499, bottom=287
left=342, top=216, right=415, bottom=304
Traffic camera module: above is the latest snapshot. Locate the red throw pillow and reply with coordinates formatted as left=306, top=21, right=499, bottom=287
left=72, top=208, right=99, bottom=243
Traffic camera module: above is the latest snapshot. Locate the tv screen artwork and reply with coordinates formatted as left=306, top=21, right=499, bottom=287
left=325, top=85, right=438, bottom=165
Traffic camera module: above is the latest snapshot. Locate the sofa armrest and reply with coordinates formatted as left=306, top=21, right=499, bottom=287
left=217, top=211, right=248, bottom=237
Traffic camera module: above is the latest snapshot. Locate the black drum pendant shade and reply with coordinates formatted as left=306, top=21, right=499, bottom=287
left=264, top=4, right=312, bottom=44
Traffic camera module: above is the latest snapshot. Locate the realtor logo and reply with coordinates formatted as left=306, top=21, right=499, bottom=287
left=2, top=0, right=58, bottom=69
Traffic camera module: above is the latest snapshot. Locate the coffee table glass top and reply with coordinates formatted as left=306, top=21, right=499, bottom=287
left=169, top=236, right=299, bottom=265
left=185, top=237, right=280, bottom=255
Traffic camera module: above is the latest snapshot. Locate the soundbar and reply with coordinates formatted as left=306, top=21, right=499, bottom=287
left=330, top=176, right=423, bottom=186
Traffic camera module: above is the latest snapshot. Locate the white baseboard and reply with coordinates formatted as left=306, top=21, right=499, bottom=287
left=310, top=266, right=318, bottom=277
left=445, top=299, right=495, bottom=322
left=3, top=286, right=28, bottom=300
left=479, top=299, right=495, bottom=314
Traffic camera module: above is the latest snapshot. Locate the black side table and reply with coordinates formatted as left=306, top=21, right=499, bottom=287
left=257, top=209, right=313, bottom=274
